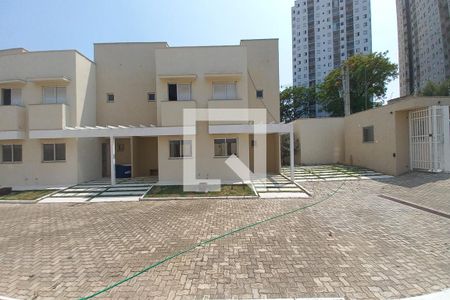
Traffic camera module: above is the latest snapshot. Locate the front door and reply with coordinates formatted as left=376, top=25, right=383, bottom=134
left=101, top=143, right=111, bottom=177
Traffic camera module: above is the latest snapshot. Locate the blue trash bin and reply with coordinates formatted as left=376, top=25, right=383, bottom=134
left=115, top=164, right=132, bottom=178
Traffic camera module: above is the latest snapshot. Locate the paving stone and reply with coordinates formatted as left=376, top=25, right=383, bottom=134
left=0, top=172, right=449, bottom=299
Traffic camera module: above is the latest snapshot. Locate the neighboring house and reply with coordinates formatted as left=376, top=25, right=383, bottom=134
left=0, top=40, right=292, bottom=188
left=291, top=0, right=372, bottom=117
left=292, top=96, right=450, bottom=175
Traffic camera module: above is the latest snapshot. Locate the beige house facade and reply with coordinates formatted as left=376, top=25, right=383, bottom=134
left=293, top=96, right=450, bottom=176
left=0, top=40, right=288, bottom=188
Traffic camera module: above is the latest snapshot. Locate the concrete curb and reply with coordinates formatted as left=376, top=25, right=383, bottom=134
left=140, top=195, right=259, bottom=201
left=0, top=199, right=38, bottom=204
left=0, top=189, right=63, bottom=205
left=378, top=194, right=450, bottom=219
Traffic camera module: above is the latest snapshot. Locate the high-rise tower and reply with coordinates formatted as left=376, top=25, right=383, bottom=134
left=396, top=0, right=450, bottom=96
left=292, top=0, right=372, bottom=117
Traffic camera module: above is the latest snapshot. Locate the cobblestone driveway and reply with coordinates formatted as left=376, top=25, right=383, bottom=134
left=0, top=173, right=449, bottom=299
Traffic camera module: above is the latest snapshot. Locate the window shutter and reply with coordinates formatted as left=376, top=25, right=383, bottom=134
left=55, top=144, right=66, bottom=161
left=2, top=145, right=12, bottom=162
left=11, top=89, right=22, bottom=105
left=213, top=83, right=227, bottom=99
left=43, top=87, right=56, bottom=104
left=226, top=83, right=237, bottom=99
left=177, top=84, right=191, bottom=101
left=56, top=87, right=66, bottom=104
left=13, top=145, right=22, bottom=162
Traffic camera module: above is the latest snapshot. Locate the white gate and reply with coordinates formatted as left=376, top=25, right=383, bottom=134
left=409, top=106, right=450, bottom=172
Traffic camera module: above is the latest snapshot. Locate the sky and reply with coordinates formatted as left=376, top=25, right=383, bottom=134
left=0, top=0, right=400, bottom=99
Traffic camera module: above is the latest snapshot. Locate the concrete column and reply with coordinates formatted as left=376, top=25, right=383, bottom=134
left=110, top=136, right=116, bottom=185
left=442, top=106, right=450, bottom=172
left=290, top=124, right=295, bottom=182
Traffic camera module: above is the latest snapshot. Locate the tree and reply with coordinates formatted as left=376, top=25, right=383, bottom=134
left=280, top=134, right=299, bottom=166
left=420, top=79, right=450, bottom=96
left=280, top=86, right=318, bottom=122
left=318, top=52, right=398, bottom=117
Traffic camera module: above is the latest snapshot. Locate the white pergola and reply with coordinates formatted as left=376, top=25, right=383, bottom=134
left=29, top=125, right=195, bottom=185
left=28, top=123, right=295, bottom=185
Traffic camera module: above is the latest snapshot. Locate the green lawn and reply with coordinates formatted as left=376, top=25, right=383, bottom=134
left=145, top=184, right=255, bottom=198
left=0, top=190, right=57, bottom=200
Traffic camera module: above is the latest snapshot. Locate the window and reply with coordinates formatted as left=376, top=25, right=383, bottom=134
left=256, top=90, right=264, bottom=99
left=1, top=145, right=22, bottom=163
left=43, top=144, right=66, bottom=162
left=213, top=82, right=237, bottom=100
left=1, top=88, right=21, bottom=105
left=169, top=140, right=192, bottom=158
left=168, top=83, right=191, bottom=101
left=43, top=87, right=66, bottom=104
left=147, top=92, right=156, bottom=101
left=107, top=93, right=115, bottom=103
left=362, top=126, right=374, bottom=143
left=214, top=138, right=238, bottom=157
left=1, top=89, right=11, bottom=105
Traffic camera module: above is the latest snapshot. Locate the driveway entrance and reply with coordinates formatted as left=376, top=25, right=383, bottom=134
left=282, top=165, right=393, bottom=182
left=39, top=178, right=156, bottom=203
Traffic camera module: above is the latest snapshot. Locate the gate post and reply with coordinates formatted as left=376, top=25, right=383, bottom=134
left=431, top=106, right=439, bottom=171
left=110, top=136, right=116, bottom=186
left=409, top=110, right=413, bottom=171
left=442, top=106, right=450, bottom=172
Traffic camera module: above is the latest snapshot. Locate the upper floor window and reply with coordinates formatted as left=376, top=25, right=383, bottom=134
left=213, top=82, right=237, bottom=100
left=169, top=140, right=192, bottom=158
left=43, top=87, right=66, bottom=104
left=43, top=143, right=66, bottom=162
left=107, top=93, right=115, bottom=103
left=256, top=90, right=264, bottom=99
left=1, top=144, right=22, bottom=163
left=147, top=92, right=156, bottom=101
left=168, top=83, right=191, bottom=101
left=1, top=88, right=21, bottom=106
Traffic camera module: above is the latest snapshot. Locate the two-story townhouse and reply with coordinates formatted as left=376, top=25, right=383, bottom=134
left=0, top=48, right=99, bottom=187
left=0, top=40, right=293, bottom=188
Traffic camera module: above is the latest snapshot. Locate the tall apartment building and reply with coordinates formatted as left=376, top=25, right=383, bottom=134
left=396, top=0, right=450, bottom=96
left=0, top=40, right=293, bottom=188
left=292, top=0, right=372, bottom=116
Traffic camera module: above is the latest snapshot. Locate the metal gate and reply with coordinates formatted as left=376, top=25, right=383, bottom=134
left=409, top=106, right=450, bottom=172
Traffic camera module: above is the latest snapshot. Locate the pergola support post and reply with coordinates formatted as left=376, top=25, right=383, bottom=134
left=110, top=136, right=116, bottom=186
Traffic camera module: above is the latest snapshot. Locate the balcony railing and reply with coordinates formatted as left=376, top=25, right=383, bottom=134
left=0, top=105, right=26, bottom=131
left=208, top=99, right=250, bottom=125
left=159, top=100, right=197, bottom=127
left=28, top=103, right=67, bottom=130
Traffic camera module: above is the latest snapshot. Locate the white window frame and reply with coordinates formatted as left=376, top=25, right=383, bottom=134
left=43, top=87, right=66, bottom=104
left=212, top=82, right=237, bottom=100
left=1, top=144, right=22, bottom=163
left=42, top=143, right=66, bottom=162
left=168, top=83, right=192, bottom=101
left=169, top=140, right=192, bottom=158
left=213, top=138, right=238, bottom=158
left=1, top=88, right=22, bottom=106
left=176, top=84, right=191, bottom=101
